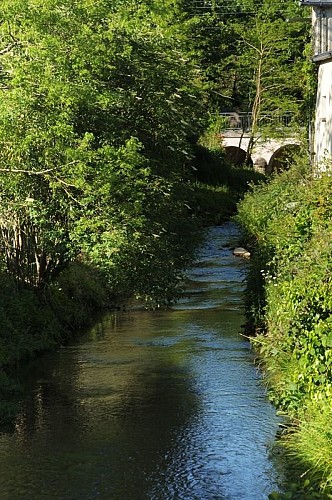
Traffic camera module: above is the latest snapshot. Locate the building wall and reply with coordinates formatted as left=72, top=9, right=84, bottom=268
left=314, top=60, right=332, bottom=165
left=306, top=4, right=332, bottom=166
left=312, top=7, right=332, bottom=55
left=300, top=3, right=332, bottom=166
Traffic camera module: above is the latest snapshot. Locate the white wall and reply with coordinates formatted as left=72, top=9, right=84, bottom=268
left=314, top=60, right=332, bottom=165
left=308, top=5, right=332, bottom=166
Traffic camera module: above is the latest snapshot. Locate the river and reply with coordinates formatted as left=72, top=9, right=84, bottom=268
left=0, top=223, right=282, bottom=499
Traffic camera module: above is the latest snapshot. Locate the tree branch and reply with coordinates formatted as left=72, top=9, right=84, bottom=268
left=0, top=161, right=80, bottom=175
left=0, top=42, right=17, bottom=56
left=0, top=167, right=58, bottom=175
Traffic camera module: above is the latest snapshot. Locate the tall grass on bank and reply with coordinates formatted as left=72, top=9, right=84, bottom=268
left=188, top=144, right=265, bottom=225
left=285, top=400, right=332, bottom=493
left=236, top=160, right=332, bottom=496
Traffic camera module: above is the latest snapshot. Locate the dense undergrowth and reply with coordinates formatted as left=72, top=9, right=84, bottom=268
left=189, top=144, right=265, bottom=225
left=236, top=160, right=332, bottom=498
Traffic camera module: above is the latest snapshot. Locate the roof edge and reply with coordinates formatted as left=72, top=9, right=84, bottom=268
left=300, top=1, right=332, bottom=6
left=313, top=51, right=332, bottom=62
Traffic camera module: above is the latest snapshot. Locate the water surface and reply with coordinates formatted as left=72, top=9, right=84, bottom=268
left=0, top=223, right=282, bottom=499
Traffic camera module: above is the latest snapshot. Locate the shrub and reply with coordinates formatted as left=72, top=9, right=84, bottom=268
left=237, top=160, right=332, bottom=495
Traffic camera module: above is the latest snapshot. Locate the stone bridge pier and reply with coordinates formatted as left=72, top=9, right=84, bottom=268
left=220, top=130, right=301, bottom=174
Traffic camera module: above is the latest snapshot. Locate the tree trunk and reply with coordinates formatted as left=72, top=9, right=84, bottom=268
left=245, top=42, right=264, bottom=166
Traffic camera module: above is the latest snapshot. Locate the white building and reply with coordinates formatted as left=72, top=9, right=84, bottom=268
left=301, top=0, right=332, bottom=165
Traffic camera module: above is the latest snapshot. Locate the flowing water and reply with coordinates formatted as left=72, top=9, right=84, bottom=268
left=0, top=223, right=283, bottom=499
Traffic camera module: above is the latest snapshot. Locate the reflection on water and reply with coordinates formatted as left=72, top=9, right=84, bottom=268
left=0, top=223, right=282, bottom=499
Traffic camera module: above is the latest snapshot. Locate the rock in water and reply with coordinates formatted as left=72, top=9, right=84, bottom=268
left=233, top=247, right=251, bottom=259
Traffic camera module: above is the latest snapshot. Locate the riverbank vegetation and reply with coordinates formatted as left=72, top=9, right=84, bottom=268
left=237, top=162, right=332, bottom=497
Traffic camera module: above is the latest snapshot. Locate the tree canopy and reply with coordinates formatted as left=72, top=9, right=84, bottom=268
left=0, top=0, right=205, bottom=300
left=180, top=0, right=311, bottom=124
left=0, top=0, right=312, bottom=300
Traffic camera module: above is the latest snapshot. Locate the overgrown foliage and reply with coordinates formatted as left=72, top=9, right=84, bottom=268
left=0, top=0, right=204, bottom=298
left=0, top=0, right=209, bottom=424
left=237, top=162, right=332, bottom=496
left=0, top=0, right=311, bottom=301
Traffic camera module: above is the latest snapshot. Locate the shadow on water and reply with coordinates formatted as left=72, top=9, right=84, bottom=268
left=0, top=223, right=284, bottom=499
left=0, top=312, right=204, bottom=499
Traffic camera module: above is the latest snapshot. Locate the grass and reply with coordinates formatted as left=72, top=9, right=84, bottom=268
left=187, top=143, right=265, bottom=225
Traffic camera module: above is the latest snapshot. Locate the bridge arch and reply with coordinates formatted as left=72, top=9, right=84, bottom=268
left=224, top=146, right=253, bottom=166
left=267, top=143, right=301, bottom=174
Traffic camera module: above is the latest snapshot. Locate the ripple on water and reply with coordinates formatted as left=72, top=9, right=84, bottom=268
left=0, top=224, right=283, bottom=500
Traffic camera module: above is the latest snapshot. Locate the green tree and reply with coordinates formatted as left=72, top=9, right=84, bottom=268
left=179, top=0, right=310, bottom=151
left=0, top=0, right=204, bottom=299
left=234, top=2, right=309, bottom=159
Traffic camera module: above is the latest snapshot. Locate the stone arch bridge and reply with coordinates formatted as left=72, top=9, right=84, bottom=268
left=220, top=113, right=301, bottom=174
